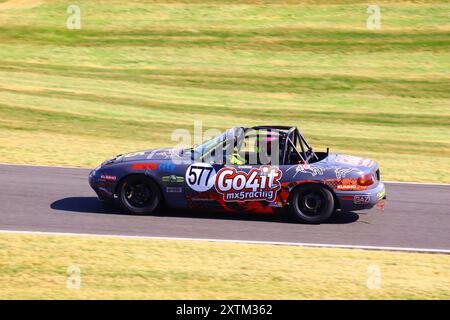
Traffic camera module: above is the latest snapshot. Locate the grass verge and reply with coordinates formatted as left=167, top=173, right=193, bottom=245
left=0, top=232, right=449, bottom=299
left=0, top=0, right=448, bottom=182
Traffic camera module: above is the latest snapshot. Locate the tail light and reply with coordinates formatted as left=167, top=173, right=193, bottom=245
left=357, top=173, right=375, bottom=186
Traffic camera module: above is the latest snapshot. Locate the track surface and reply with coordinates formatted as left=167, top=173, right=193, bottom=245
left=1, top=164, right=449, bottom=250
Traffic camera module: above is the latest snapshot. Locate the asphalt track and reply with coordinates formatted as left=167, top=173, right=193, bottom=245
left=0, top=164, right=449, bottom=252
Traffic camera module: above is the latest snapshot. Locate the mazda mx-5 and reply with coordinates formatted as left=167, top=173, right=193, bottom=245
left=89, top=126, right=386, bottom=223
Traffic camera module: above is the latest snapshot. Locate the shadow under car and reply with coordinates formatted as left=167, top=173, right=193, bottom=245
left=50, top=197, right=360, bottom=225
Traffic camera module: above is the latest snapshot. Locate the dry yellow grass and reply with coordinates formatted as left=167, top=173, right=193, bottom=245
left=0, top=0, right=448, bottom=182
left=0, top=232, right=449, bottom=299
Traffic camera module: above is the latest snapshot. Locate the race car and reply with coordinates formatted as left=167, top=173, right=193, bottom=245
left=89, top=126, right=386, bottom=223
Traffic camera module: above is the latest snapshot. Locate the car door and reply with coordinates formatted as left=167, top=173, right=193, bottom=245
left=211, top=132, right=284, bottom=211
left=182, top=129, right=284, bottom=211
left=183, top=161, right=225, bottom=208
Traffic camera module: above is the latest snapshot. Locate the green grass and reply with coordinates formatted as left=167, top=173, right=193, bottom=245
left=1, top=232, right=449, bottom=299
left=0, top=0, right=449, bottom=182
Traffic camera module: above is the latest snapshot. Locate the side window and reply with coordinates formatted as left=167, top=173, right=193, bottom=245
left=286, top=134, right=303, bottom=164
left=242, top=135, right=257, bottom=153
left=209, top=139, right=232, bottom=164
left=236, top=130, right=282, bottom=165
left=241, top=135, right=259, bottom=165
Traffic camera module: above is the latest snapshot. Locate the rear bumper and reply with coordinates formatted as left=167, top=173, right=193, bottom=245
left=336, top=181, right=386, bottom=212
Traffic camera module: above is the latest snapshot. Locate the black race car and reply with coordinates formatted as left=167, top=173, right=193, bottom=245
left=89, top=126, right=386, bottom=223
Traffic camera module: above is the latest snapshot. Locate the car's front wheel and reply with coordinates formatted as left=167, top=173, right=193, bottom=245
left=289, top=184, right=335, bottom=223
left=118, top=175, right=161, bottom=214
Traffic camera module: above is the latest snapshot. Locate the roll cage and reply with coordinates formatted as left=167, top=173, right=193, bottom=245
left=248, top=125, right=318, bottom=165
left=189, top=125, right=318, bottom=165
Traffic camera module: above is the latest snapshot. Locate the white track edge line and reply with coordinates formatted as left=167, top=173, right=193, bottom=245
left=383, top=181, right=450, bottom=186
left=0, top=162, right=83, bottom=169
left=0, top=163, right=449, bottom=186
left=0, top=229, right=449, bottom=254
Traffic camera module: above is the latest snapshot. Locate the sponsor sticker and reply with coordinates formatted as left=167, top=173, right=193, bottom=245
left=354, top=195, right=370, bottom=204
left=289, top=164, right=324, bottom=177
left=166, top=187, right=183, bottom=193
left=335, top=178, right=368, bottom=191
left=153, top=151, right=170, bottom=158
left=336, top=183, right=358, bottom=190
left=336, top=155, right=374, bottom=167
left=132, top=162, right=176, bottom=171
left=268, top=201, right=283, bottom=207
left=132, top=163, right=158, bottom=170
left=335, top=167, right=361, bottom=179
left=158, top=162, right=176, bottom=172
left=237, top=165, right=253, bottom=169
left=215, top=165, right=282, bottom=202
left=99, top=174, right=117, bottom=182
left=186, top=163, right=217, bottom=192
left=162, top=175, right=185, bottom=184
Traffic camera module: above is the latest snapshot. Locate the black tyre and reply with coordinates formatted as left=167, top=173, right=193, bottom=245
left=289, top=184, right=335, bottom=223
left=118, top=175, right=161, bottom=214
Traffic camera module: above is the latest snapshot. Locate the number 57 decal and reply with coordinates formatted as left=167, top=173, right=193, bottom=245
left=186, top=163, right=217, bottom=192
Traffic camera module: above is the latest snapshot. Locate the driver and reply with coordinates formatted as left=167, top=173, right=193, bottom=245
left=228, top=152, right=246, bottom=165
left=226, top=127, right=247, bottom=165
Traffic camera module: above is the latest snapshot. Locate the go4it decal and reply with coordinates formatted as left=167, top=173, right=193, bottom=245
left=335, top=155, right=374, bottom=167
left=215, top=165, right=282, bottom=202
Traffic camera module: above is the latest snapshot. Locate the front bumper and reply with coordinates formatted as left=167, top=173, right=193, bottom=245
left=336, top=181, right=386, bottom=212
left=89, top=170, right=116, bottom=202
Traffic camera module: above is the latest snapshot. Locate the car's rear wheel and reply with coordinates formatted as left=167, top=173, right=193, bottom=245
left=119, top=175, right=161, bottom=214
left=289, top=184, right=335, bottom=223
